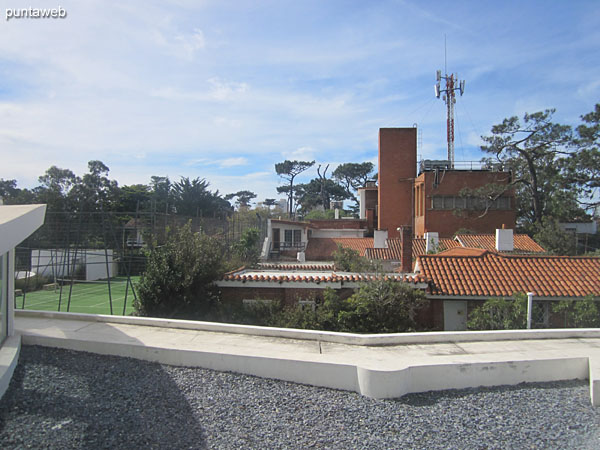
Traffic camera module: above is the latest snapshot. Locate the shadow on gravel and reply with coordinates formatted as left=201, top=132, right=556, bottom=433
left=396, top=380, right=588, bottom=407
left=0, top=345, right=207, bottom=449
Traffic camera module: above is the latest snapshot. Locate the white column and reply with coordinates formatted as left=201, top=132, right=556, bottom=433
left=527, top=292, right=534, bottom=330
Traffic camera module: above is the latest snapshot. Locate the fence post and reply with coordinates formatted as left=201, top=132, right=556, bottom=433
left=527, top=292, right=534, bottom=329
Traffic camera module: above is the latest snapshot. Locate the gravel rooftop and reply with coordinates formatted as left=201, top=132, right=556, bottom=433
left=1, top=345, right=599, bottom=449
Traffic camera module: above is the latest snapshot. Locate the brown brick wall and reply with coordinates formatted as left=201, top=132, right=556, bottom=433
left=416, top=171, right=516, bottom=237
left=378, top=128, right=416, bottom=238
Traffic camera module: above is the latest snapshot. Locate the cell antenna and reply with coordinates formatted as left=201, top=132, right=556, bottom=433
left=434, top=40, right=465, bottom=169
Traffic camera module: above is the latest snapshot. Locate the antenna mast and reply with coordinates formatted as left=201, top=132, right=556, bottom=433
left=434, top=46, right=465, bottom=169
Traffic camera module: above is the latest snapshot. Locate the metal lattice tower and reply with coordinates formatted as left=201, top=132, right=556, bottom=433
left=435, top=70, right=465, bottom=169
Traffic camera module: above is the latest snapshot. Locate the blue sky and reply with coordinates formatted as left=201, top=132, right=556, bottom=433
left=1, top=0, right=599, bottom=204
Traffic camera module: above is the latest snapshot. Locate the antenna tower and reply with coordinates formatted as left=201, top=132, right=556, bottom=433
left=434, top=51, right=465, bottom=169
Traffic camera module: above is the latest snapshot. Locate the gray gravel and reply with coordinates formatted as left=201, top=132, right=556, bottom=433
left=1, top=345, right=599, bottom=449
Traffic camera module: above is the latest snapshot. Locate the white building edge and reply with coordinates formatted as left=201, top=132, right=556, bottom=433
left=0, top=204, right=46, bottom=399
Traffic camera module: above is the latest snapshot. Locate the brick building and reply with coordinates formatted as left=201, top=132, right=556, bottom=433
left=364, top=127, right=516, bottom=239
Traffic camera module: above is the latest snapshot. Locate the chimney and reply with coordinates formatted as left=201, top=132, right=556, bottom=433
left=495, top=228, right=514, bottom=252
left=399, top=226, right=413, bottom=272
left=424, top=231, right=439, bottom=253
left=366, top=209, right=375, bottom=234
left=374, top=229, right=388, bottom=249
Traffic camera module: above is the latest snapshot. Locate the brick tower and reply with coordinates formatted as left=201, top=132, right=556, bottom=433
left=377, top=128, right=417, bottom=239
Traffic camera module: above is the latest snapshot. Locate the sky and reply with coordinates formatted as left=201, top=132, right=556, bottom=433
left=1, top=0, right=599, bottom=205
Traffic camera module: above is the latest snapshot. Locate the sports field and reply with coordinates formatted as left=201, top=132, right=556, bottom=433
left=16, top=277, right=139, bottom=316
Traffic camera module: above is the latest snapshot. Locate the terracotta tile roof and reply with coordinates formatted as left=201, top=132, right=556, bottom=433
left=455, top=234, right=545, bottom=253
left=258, top=263, right=334, bottom=271
left=417, top=250, right=600, bottom=298
left=365, top=238, right=403, bottom=260
left=221, top=271, right=424, bottom=284
left=412, top=237, right=461, bottom=258
left=305, top=237, right=373, bottom=260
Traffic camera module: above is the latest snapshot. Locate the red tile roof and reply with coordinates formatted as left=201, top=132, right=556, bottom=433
left=417, top=250, right=600, bottom=298
left=365, top=238, right=403, bottom=260
left=455, top=234, right=545, bottom=253
left=221, top=271, right=424, bottom=284
left=412, top=237, right=461, bottom=258
left=305, top=237, right=374, bottom=260
left=258, top=263, right=334, bottom=271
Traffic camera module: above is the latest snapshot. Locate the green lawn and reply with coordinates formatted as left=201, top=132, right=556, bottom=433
left=16, top=276, right=139, bottom=316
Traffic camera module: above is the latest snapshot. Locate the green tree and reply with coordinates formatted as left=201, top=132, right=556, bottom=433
left=263, top=198, right=277, bottom=211
left=332, top=162, right=375, bottom=211
left=116, top=184, right=152, bottom=213
left=480, top=110, right=587, bottom=232
left=69, top=160, right=120, bottom=212
left=0, top=179, right=36, bottom=204
left=294, top=178, right=348, bottom=214
left=172, top=177, right=231, bottom=217
left=225, top=190, right=257, bottom=210
left=275, top=159, right=315, bottom=216
left=533, top=217, right=577, bottom=255
left=135, top=222, right=227, bottom=318
left=568, top=103, right=600, bottom=211
left=150, top=176, right=173, bottom=214
left=34, top=166, right=78, bottom=211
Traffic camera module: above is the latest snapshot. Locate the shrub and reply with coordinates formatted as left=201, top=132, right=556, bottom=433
left=332, top=244, right=374, bottom=272
left=134, top=222, right=227, bottom=318
left=14, top=274, right=50, bottom=293
left=552, top=296, right=600, bottom=328
left=467, top=294, right=527, bottom=330
left=337, top=279, right=428, bottom=333
left=231, top=227, right=261, bottom=267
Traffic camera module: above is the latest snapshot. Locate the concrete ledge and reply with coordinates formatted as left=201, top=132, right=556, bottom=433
left=16, top=309, right=600, bottom=346
left=358, top=357, right=589, bottom=399
left=21, top=334, right=359, bottom=393
left=0, top=335, right=21, bottom=400
left=590, top=358, right=600, bottom=406
left=20, top=330, right=599, bottom=405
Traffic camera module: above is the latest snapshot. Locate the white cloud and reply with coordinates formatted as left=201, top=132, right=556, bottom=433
left=284, top=146, right=315, bottom=161
left=219, top=157, right=248, bottom=168
left=207, top=77, right=249, bottom=101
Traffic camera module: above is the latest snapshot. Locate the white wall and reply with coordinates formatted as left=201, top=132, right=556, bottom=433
left=311, top=229, right=366, bottom=238
left=31, top=249, right=116, bottom=281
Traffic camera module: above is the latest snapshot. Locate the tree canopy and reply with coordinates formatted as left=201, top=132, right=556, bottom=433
left=480, top=108, right=592, bottom=235
left=275, top=159, right=315, bottom=216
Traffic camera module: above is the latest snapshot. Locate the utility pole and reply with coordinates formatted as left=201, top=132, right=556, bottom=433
left=435, top=68, right=465, bottom=168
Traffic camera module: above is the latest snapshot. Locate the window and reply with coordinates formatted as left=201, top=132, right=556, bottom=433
left=293, top=229, right=301, bottom=244
left=431, top=195, right=511, bottom=211
left=284, top=229, right=293, bottom=244
left=532, top=301, right=549, bottom=328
